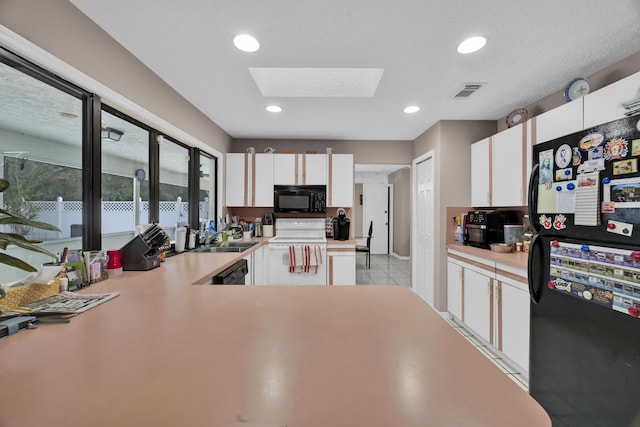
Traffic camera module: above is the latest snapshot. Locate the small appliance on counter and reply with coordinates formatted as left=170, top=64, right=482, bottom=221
left=263, top=213, right=275, bottom=237
left=332, top=208, right=350, bottom=240
left=120, top=224, right=170, bottom=271
left=465, top=210, right=520, bottom=249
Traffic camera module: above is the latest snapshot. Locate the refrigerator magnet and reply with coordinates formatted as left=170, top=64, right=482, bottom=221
left=606, top=220, right=634, bottom=237
left=613, top=159, right=638, bottom=175
left=604, top=138, right=629, bottom=160
left=555, top=144, right=572, bottom=168
left=632, top=138, right=640, bottom=156
left=572, top=147, right=582, bottom=165
left=555, top=167, right=573, bottom=181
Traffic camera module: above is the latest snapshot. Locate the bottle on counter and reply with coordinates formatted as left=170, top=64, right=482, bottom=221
left=454, top=216, right=464, bottom=245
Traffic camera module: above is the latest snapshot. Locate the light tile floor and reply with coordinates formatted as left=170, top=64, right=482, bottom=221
left=355, top=254, right=411, bottom=287
left=356, top=255, right=528, bottom=392
left=447, top=317, right=529, bottom=392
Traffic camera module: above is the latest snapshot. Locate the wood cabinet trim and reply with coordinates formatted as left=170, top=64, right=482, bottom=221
left=328, top=154, right=333, bottom=206
left=521, top=121, right=527, bottom=205
left=244, top=153, right=249, bottom=206
left=488, top=135, right=493, bottom=204
left=489, top=278, right=494, bottom=345
left=497, top=282, right=503, bottom=351
left=495, top=269, right=528, bottom=285
left=251, top=153, right=256, bottom=206
left=328, top=255, right=334, bottom=285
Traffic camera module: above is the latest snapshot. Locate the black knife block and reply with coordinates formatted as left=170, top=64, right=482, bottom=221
left=120, top=234, right=162, bottom=271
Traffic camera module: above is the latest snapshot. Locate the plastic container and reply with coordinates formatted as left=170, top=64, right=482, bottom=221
left=454, top=216, right=464, bottom=245
left=503, top=224, right=524, bottom=246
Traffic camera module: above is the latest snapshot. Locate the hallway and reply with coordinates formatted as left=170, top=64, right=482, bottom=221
left=356, top=254, right=411, bottom=287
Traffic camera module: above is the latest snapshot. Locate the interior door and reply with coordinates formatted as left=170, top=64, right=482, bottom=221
left=414, top=155, right=434, bottom=306
left=363, top=183, right=388, bottom=254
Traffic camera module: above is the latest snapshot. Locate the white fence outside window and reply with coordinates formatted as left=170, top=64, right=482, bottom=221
left=4, top=198, right=209, bottom=240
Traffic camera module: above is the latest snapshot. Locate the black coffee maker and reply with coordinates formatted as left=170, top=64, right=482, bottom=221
left=332, top=208, right=350, bottom=240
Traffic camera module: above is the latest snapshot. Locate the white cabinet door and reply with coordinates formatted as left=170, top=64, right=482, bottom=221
left=243, top=252, right=254, bottom=285
left=534, top=99, right=584, bottom=144
left=328, top=250, right=355, bottom=285
left=226, top=153, right=246, bottom=207
left=302, top=154, right=327, bottom=185
left=447, top=261, right=463, bottom=320
left=471, top=138, right=491, bottom=207
left=492, top=124, right=524, bottom=207
left=329, top=154, right=354, bottom=207
left=463, top=268, right=493, bottom=344
left=273, top=154, right=297, bottom=185
left=499, top=279, right=530, bottom=374
left=252, top=246, right=264, bottom=285
left=253, top=153, right=274, bottom=207
left=583, top=71, right=640, bottom=128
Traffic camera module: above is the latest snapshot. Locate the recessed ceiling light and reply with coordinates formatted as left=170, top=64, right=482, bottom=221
left=403, top=106, right=420, bottom=114
left=457, top=36, right=487, bottom=54
left=233, top=34, right=260, bottom=52
left=266, top=105, right=282, bottom=113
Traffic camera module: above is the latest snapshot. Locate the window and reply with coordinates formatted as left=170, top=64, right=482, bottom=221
left=0, top=55, right=86, bottom=282
left=159, top=137, right=190, bottom=240
left=101, top=109, right=150, bottom=249
left=199, top=152, right=216, bottom=231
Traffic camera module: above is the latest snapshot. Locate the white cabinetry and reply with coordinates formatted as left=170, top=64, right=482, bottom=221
left=497, top=275, right=530, bottom=373
left=470, top=138, right=491, bottom=207
left=244, top=246, right=265, bottom=285
left=583, top=71, right=640, bottom=129
left=328, top=245, right=355, bottom=285
left=492, top=124, right=525, bottom=207
left=448, top=251, right=530, bottom=374
left=463, top=267, right=493, bottom=344
left=328, top=154, right=354, bottom=207
left=534, top=99, right=584, bottom=145
left=273, top=154, right=327, bottom=185
left=225, top=153, right=274, bottom=207
left=447, top=261, right=463, bottom=320
left=273, top=154, right=297, bottom=185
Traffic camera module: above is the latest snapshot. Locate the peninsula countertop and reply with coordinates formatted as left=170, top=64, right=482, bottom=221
left=0, top=254, right=549, bottom=426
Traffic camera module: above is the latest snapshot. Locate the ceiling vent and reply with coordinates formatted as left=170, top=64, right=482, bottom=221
left=453, top=83, right=484, bottom=99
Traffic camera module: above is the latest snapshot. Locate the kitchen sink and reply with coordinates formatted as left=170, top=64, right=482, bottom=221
left=191, top=241, right=258, bottom=253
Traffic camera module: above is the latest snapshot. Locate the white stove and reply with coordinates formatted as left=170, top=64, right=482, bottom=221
left=265, top=218, right=327, bottom=285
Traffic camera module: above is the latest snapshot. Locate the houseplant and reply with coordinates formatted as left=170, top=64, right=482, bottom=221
left=0, top=178, right=60, bottom=298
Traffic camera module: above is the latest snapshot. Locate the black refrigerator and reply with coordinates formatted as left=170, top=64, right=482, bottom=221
left=528, top=115, right=640, bottom=427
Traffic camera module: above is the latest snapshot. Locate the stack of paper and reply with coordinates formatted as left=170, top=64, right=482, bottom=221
left=574, top=172, right=601, bottom=226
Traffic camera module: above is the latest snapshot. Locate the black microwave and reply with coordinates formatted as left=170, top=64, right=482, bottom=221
left=274, top=185, right=326, bottom=214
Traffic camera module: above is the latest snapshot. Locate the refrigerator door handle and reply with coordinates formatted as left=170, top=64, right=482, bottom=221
left=527, top=162, right=540, bottom=234
left=527, top=233, right=543, bottom=304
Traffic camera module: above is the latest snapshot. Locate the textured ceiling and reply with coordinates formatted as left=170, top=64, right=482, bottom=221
left=69, top=1, right=640, bottom=141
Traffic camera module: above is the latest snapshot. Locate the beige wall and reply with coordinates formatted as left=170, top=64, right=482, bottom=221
left=232, top=139, right=414, bottom=165
left=388, top=168, right=410, bottom=257
left=353, top=184, right=364, bottom=237
left=497, top=51, right=640, bottom=132
left=0, top=0, right=232, bottom=154
left=412, top=120, right=496, bottom=311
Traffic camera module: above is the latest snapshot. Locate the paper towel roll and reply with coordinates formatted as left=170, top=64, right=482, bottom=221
left=175, top=227, right=187, bottom=253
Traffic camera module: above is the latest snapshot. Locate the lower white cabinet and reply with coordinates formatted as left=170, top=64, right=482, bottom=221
left=244, top=246, right=265, bottom=285
left=448, top=252, right=530, bottom=375
left=498, top=277, right=530, bottom=374
left=463, top=267, right=493, bottom=344
left=328, top=246, right=355, bottom=285
left=446, top=261, right=463, bottom=320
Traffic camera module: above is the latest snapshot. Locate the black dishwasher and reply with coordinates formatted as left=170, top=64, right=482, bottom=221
left=211, top=259, right=248, bottom=285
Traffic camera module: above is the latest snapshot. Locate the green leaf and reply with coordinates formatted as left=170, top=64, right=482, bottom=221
left=0, top=234, right=57, bottom=258
left=0, top=211, right=61, bottom=231
left=0, top=253, right=38, bottom=272
left=0, top=179, right=9, bottom=193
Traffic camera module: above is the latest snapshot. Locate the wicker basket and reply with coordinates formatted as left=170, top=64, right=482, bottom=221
left=0, top=280, right=60, bottom=312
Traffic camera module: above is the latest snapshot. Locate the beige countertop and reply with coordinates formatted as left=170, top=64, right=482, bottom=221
left=447, top=243, right=529, bottom=270
left=0, top=250, right=548, bottom=426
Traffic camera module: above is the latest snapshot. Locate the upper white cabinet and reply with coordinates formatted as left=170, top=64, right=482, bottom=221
left=273, top=154, right=327, bottom=185
left=225, top=153, right=274, bottom=207
left=583, top=70, right=640, bottom=129
left=534, top=99, right=584, bottom=145
left=273, top=154, right=297, bottom=185
left=492, top=123, right=525, bottom=207
left=470, top=137, right=491, bottom=208
left=329, top=154, right=353, bottom=207
left=304, top=154, right=327, bottom=185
